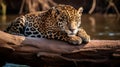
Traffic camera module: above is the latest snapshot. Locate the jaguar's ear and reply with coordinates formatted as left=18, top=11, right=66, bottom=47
left=77, top=7, right=83, bottom=15
left=51, top=7, right=60, bottom=15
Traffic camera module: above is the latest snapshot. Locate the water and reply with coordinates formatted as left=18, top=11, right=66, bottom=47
left=81, top=14, right=120, bottom=40
left=3, top=63, right=29, bottom=67
left=0, top=14, right=120, bottom=67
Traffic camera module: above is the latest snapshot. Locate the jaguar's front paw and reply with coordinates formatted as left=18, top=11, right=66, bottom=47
left=68, top=35, right=82, bottom=45
left=82, top=35, right=90, bottom=44
left=77, top=28, right=90, bottom=44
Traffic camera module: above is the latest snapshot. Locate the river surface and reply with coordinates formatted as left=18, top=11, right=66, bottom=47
left=82, top=14, right=120, bottom=40
left=0, top=14, right=120, bottom=67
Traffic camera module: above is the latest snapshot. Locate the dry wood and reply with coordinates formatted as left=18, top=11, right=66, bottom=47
left=0, top=31, right=120, bottom=67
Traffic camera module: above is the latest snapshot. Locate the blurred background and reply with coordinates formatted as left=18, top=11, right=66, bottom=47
left=0, top=0, right=120, bottom=40
left=0, top=0, right=120, bottom=67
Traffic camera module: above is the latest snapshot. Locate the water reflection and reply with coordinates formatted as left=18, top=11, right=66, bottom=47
left=89, top=16, right=96, bottom=33
left=0, top=15, right=18, bottom=30
left=81, top=14, right=120, bottom=40
left=0, top=14, right=120, bottom=40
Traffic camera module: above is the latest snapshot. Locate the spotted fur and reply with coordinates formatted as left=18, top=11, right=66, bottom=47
left=5, top=5, right=90, bottom=45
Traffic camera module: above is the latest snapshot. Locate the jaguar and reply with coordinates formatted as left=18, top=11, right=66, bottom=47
left=5, top=4, right=90, bottom=45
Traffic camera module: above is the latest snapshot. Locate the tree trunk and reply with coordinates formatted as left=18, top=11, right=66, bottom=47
left=0, top=31, right=120, bottom=67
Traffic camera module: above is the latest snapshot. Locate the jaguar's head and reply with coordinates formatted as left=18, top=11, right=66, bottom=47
left=50, top=5, right=83, bottom=36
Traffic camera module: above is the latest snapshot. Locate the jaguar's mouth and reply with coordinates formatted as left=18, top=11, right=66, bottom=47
left=69, top=32, right=76, bottom=35
left=65, top=29, right=78, bottom=36
left=67, top=31, right=77, bottom=37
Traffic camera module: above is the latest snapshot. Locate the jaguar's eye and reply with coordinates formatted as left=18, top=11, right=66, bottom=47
left=59, top=18, right=63, bottom=21
left=58, top=22, right=62, bottom=26
left=59, top=16, right=66, bottom=21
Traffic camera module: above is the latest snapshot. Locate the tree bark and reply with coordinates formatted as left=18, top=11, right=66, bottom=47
left=0, top=31, right=120, bottom=67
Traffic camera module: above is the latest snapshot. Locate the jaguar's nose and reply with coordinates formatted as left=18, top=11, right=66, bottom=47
left=69, top=29, right=75, bottom=32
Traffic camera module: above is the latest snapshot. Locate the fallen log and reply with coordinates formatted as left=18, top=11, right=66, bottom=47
left=0, top=30, right=120, bottom=67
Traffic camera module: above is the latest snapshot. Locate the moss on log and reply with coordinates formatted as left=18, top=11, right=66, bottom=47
left=0, top=31, right=120, bottom=67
